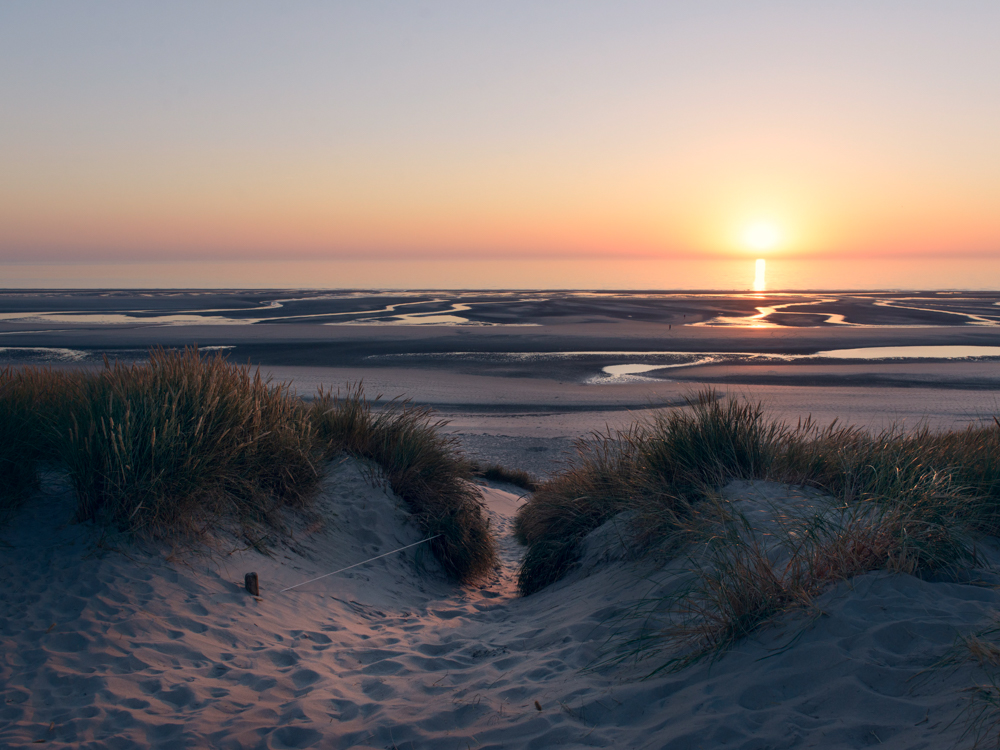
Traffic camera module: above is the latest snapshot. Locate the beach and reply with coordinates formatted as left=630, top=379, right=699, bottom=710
left=6, top=0, right=1000, bottom=743
left=4, top=289, right=1000, bottom=747
left=5, top=458, right=1000, bottom=748
left=4, top=289, right=1000, bottom=471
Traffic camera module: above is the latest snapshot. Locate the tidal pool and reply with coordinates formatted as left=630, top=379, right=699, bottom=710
left=813, top=345, right=1000, bottom=360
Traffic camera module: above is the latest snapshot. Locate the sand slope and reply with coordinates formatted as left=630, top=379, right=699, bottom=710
left=2, top=464, right=999, bottom=749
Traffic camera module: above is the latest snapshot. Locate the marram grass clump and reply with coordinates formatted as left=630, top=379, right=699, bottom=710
left=0, top=369, right=45, bottom=513
left=514, top=391, right=786, bottom=594
left=469, top=462, right=538, bottom=492
left=637, top=490, right=980, bottom=673
left=513, top=430, right=643, bottom=593
left=515, top=389, right=1000, bottom=597
left=517, top=389, right=1000, bottom=674
left=0, top=366, right=82, bottom=516
left=64, top=348, right=320, bottom=535
left=310, top=385, right=497, bottom=582
left=0, top=349, right=496, bottom=583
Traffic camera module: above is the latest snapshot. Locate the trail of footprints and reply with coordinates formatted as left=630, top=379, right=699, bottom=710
left=3, top=467, right=1000, bottom=748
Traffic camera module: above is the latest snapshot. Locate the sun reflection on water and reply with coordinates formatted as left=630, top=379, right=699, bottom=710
left=753, top=258, right=766, bottom=292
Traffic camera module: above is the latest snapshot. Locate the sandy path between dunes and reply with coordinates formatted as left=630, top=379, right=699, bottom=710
left=3, top=460, right=1000, bottom=749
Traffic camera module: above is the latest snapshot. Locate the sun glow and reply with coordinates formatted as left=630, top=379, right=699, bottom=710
left=742, top=222, right=781, bottom=252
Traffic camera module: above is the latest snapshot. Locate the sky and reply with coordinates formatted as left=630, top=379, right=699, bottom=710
left=1, top=1, right=999, bottom=289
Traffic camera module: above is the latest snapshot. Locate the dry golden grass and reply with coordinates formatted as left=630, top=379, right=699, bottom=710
left=932, top=618, right=1000, bottom=747
left=517, top=388, right=1000, bottom=670
left=469, top=462, right=538, bottom=492
left=0, top=366, right=83, bottom=517
left=517, top=389, right=998, bottom=594
left=0, top=350, right=496, bottom=582
left=310, top=384, right=497, bottom=582
left=655, top=495, right=977, bottom=670
left=64, top=348, right=320, bottom=535
left=513, top=428, right=643, bottom=593
left=515, top=392, right=787, bottom=594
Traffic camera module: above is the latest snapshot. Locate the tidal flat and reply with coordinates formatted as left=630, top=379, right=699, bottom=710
left=2, top=289, right=999, bottom=470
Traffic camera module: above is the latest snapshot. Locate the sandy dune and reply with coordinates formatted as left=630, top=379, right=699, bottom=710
left=3, top=460, right=1000, bottom=748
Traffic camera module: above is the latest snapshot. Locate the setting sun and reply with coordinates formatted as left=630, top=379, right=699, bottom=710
left=742, top=222, right=782, bottom=252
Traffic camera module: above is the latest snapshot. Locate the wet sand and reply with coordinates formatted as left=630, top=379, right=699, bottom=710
left=3, top=288, right=1000, bottom=329
left=3, top=289, right=1000, bottom=474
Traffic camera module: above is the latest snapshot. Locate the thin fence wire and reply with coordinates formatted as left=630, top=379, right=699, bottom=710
left=279, top=535, right=441, bottom=593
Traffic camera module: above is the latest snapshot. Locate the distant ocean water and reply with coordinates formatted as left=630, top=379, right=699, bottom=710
left=0, top=256, right=996, bottom=290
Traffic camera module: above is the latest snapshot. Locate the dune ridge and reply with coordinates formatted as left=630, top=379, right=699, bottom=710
left=3, top=457, right=1000, bottom=748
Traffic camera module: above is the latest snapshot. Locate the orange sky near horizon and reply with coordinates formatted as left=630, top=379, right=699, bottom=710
left=2, top=3, right=999, bottom=274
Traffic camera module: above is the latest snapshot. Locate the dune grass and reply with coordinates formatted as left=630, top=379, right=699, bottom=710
left=469, top=462, right=538, bottom=492
left=513, top=429, right=643, bottom=593
left=516, top=388, right=1000, bottom=664
left=514, top=392, right=787, bottom=594
left=64, top=348, right=321, bottom=535
left=310, top=385, right=496, bottom=582
left=0, top=350, right=496, bottom=583
left=0, top=368, right=44, bottom=514
left=639, top=490, right=980, bottom=672
left=0, top=367, right=75, bottom=514
left=927, top=617, right=1000, bottom=748
left=0, top=366, right=82, bottom=518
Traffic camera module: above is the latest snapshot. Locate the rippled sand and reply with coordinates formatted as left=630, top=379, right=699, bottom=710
left=4, top=460, right=1000, bottom=748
